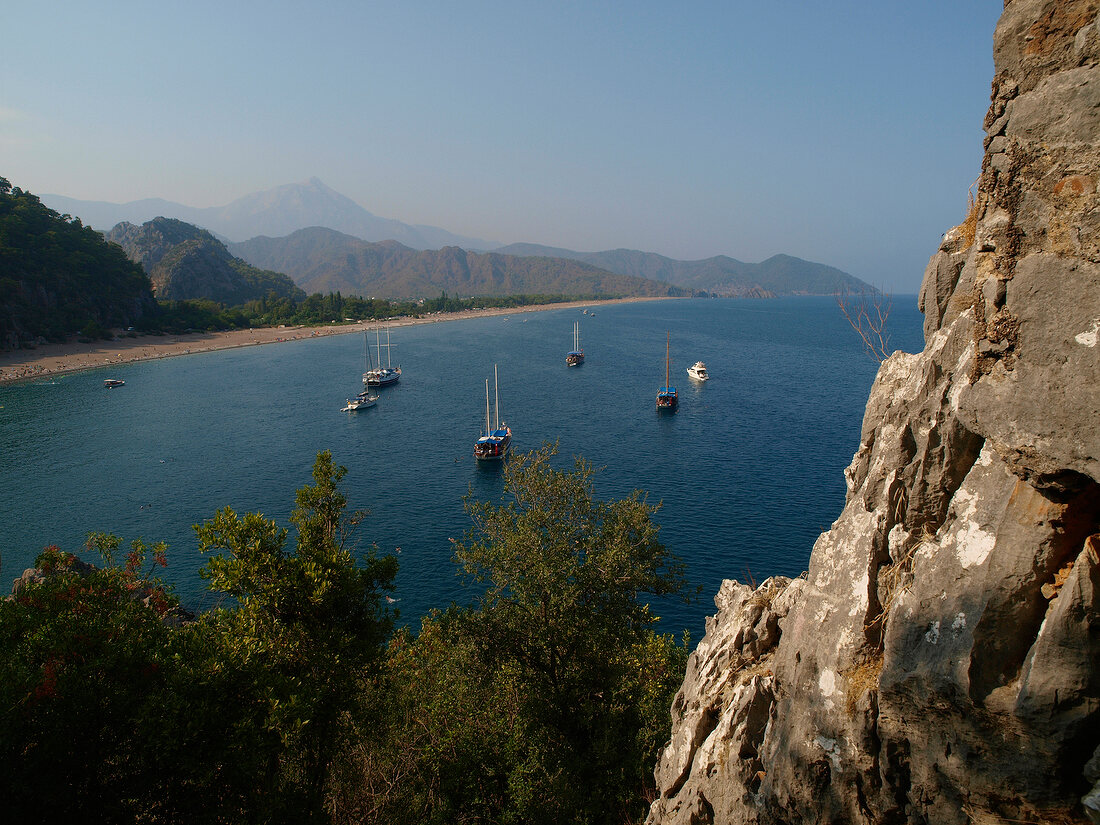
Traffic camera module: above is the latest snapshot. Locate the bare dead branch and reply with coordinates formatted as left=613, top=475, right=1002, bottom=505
left=836, top=288, right=892, bottom=362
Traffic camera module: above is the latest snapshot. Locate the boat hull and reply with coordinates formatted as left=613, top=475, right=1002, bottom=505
left=364, top=367, right=401, bottom=386
left=342, top=394, right=377, bottom=411
left=474, top=428, right=511, bottom=460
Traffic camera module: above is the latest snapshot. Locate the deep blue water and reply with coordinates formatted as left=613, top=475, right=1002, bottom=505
left=0, top=297, right=924, bottom=640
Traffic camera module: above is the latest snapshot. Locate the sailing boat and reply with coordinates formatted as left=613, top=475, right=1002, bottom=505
left=474, top=364, right=512, bottom=460
left=345, top=333, right=379, bottom=410
left=566, top=320, right=585, bottom=367
left=363, top=328, right=401, bottom=387
left=656, top=331, right=678, bottom=412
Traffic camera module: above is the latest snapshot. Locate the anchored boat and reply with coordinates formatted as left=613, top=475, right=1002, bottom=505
left=687, top=361, right=709, bottom=381
left=656, top=332, right=678, bottom=412
left=567, top=320, right=585, bottom=367
left=363, top=328, right=401, bottom=387
left=474, top=365, right=511, bottom=461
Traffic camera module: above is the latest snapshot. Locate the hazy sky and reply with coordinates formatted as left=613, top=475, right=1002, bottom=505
left=4, top=1, right=1003, bottom=292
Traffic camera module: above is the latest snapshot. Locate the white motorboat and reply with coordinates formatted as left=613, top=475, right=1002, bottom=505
left=687, top=361, right=709, bottom=381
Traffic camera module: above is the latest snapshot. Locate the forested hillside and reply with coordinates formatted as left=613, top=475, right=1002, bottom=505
left=0, top=177, right=156, bottom=347
left=106, top=218, right=304, bottom=305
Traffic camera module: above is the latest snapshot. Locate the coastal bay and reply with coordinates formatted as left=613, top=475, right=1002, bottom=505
left=0, top=297, right=669, bottom=384
left=1, top=296, right=924, bottom=638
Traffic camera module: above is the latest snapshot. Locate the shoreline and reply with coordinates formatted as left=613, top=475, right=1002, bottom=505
left=0, top=296, right=673, bottom=385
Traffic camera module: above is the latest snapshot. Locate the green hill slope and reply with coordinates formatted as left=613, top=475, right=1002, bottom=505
left=0, top=177, right=156, bottom=347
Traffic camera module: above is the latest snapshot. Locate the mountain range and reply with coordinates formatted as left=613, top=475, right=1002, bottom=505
left=43, top=178, right=872, bottom=297
left=493, top=244, right=869, bottom=297
left=229, top=228, right=685, bottom=300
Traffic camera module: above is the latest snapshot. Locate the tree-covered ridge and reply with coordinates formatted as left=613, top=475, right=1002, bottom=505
left=105, top=217, right=304, bottom=304
left=0, top=176, right=156, bottom=347
left=149, top=289, right=618, bottom=336
left=0, top=448, right=690, bottom=824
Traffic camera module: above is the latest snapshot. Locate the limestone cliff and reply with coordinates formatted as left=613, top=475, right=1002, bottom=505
left=647, top=2, right=1100, bottom=823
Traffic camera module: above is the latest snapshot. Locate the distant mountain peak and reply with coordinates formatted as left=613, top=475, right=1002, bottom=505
left=41, top=180, right=497, bottom=251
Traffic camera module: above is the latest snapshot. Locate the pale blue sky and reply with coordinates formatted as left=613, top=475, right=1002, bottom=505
left=3, top=1, right=1003, bottom=291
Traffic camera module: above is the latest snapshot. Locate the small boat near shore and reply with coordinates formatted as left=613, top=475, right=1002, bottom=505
left=687, top=361, right=709, bottom=381
left=103, top=378, right=125, bottom=388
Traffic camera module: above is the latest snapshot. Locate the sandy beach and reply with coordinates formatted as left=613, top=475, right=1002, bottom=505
left=0, top=297, right=671, bottom=385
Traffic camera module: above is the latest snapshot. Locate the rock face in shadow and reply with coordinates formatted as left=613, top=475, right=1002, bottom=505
left=647, top=2, right=1100, bottom=823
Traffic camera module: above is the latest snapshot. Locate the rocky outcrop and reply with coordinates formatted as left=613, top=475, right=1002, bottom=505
left=648, top=2, right=1100, bottom=823
left=106, top=217, right=303, bottom=305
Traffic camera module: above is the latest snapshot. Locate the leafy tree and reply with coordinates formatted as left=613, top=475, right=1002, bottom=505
left=332, top=607, right=526, bottom=825
left=195, top=450, right=398, bottom=822
left=453, top=445, right=690, bottom=823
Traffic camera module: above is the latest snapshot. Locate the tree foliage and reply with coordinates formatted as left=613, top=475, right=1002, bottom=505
left=0, top=539, right=182, bottom=822
left=0, top=447, right=691, bottom=824
left=194, top=450, right=398, bottom=821
left=0, top=452, right=397, bottom=824
left=339, top=445, right=692, bottom=825
left=456, top=445, right=690, bottom=823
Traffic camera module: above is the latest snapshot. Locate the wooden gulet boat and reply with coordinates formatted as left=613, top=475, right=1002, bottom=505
left=474, top=364, right=511, bottom=460
left=656, top=332, right=678, bottom=412
left=567, top=320, right=585, bottom=366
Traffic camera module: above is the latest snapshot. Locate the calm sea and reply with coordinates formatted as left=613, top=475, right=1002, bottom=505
left=0, top=297, right=924, bottom=640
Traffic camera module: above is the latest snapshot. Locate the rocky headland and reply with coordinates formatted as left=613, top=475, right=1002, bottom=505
left=647, top=2, right=1100, bottom=823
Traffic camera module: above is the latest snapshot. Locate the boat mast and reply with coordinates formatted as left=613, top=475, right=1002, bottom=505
left=494, top=364, right=500, bottom=429
left=485, top=379, right=491, bottom=436
left=375, top=329, right=382, bottom=369
left=386, top=329, right=392, bottom=368
left=665, top=332, right=670, bottom=386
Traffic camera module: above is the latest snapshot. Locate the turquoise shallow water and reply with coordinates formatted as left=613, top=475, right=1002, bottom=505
left=0, top=296, right=923, bottom=639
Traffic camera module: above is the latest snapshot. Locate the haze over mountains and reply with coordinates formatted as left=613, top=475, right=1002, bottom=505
left=43, top=178, right=873, bottom=297
left=494, top=244, right=868, bottom=297
left=45, top=178, right=495, bottom=251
